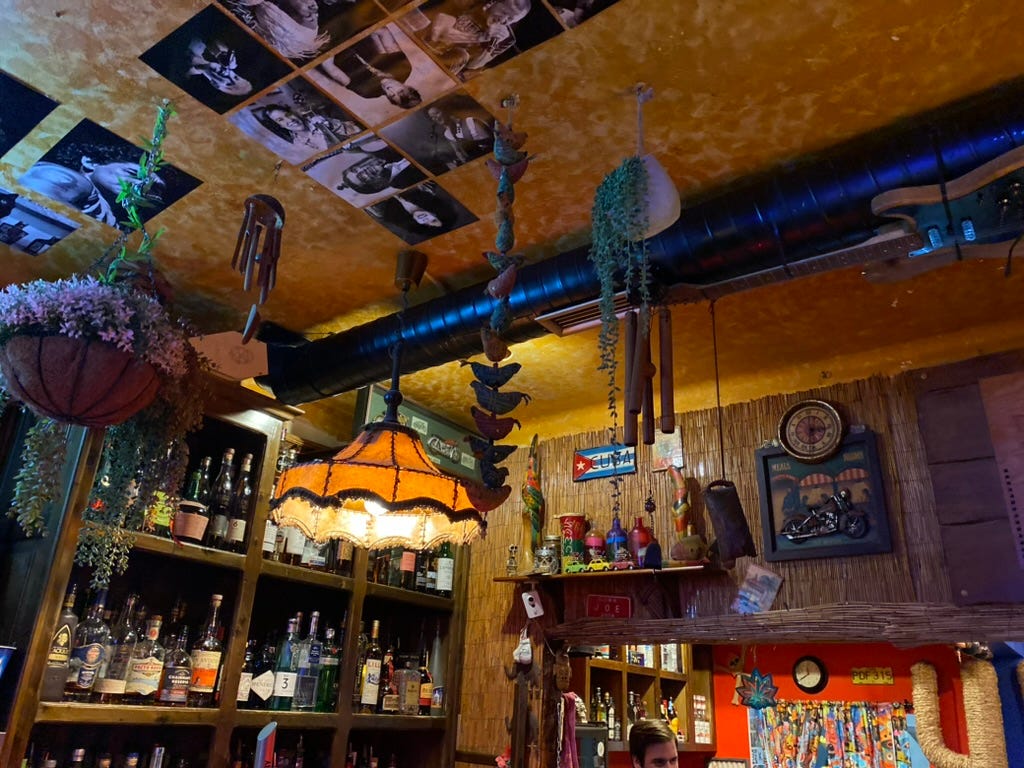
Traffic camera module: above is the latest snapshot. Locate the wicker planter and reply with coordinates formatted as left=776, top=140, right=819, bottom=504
left=0, top=334, right=160, bottom=427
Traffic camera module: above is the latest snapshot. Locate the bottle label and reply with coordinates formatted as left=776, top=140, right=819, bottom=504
left=211, top=514, right=229, bottom=540
left=321, top=656, right=339, bottom=667
left=300, top=539, right=316, bottom=565
left=262, top=521, right=279, bottom=552
left=174, top=508, right=208, bottom=541
left=151, top=504, right=171, bottom=529
left=125, top=657, right=164, bottom=695
left=309, top=546, right=327, bottom=568
left=227, top=518, right=247, bottom=543
left=285, top=527, right=306, bottom=555
left=251, top=669, right=275, bottom=701
left=436, top=558, right=455, bottom=592
left=419, top=681, right=433, bottom=707
left=400, top=551, right=416, bottom=572
left=94, top=673, right=128, bottom=695
left=381, top=692, right=400, bottom=712
left=236, top=671, right=253, bottom=701
left=360, top=659, right=382, bottom=705
left=47, top=623, right=73, bottom=667
left=273, top=670, right=297, bottom=698
left=71, top=642, right=105, bottom=689
left=190, top=650, right=222, bottom=692
left=309, top=643, right=322, bottom=665
left=159, top=666, right=191, bottom=703
left=404, top=678, right=420, bottom=704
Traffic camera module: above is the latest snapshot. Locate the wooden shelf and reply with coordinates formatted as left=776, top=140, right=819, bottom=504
left=133, top=532, right=247, bottom=570
left=587, top=658, right=623, bottom=672
left=234, top=710, right=339, bottom=729
left=658, top=670, right=688, bottom=683
left=260, top=558, right=356, bottom=591
left=350, top=714, right=448, bottom=731
left=623, top=664, right=658, bottom=677
left=365, top=582, right=455, bottom=610
left=493, top=563, right=708, bottom=584
left=35, top=702, right=220, bottom=725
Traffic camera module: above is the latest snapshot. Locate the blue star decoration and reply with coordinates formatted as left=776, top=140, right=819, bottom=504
left=736, top=668, right=778, bottom=709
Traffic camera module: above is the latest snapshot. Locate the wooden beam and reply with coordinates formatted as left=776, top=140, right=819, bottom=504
left=546, top=602, right=1024, bottom=646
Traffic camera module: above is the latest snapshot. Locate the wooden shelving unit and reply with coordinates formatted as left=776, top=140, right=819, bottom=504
left=1, top=377, right=470, bottom=768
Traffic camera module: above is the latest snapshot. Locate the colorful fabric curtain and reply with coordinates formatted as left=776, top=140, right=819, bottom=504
left=747, top=701, right=916, bottom=768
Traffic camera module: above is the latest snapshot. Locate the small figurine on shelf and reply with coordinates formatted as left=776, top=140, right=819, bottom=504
left=643, top=493, right=663, bottom=569
left=506, top=545, right=519, bottom=576
left=668, top=465, right=708, bottom=564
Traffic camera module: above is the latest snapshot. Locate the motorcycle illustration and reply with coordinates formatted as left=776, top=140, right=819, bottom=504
left=780, top=488, right=868, bottom=543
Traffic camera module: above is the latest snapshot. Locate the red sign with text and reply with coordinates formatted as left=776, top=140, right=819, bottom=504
left=585, top=594, right=633, bottom=619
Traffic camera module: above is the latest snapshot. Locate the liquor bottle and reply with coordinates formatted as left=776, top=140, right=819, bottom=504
left=667, top=698, right=680, bottom=738
left=188, top=594, right=224, bottom=706
left=150, top=745, right=167, bottom=768
left=124, top=615, right=165, bottom=704
left=207, top=449, right=235, bottom=549
left=428, top=620, right=445, bottom=716
left=157, top=627, right=192, bottom=707
left=399, top=659, right=420, bottom=715
left=425, top=550, right=438, bottom=594
left=377, top=635, right=398, bottom=714
left=226, top=453, right=254, bottom=553
left=174, top=468, right=209, bottom=545
left=627, top=516, right=653, bottom=567
left=96, top=753, right=113, bottom=768
left=292, top=611, right=322, bottom=711
left=67, top=748, right=88, bottom=768
left=591, top=686, right=603, bottom=722
left=414, top=551, right=429, bottom=592
left=334, top=540, right=354, bottom=577
left=64, top=588, right=110, bottom=701
left=124, top=752, right=141, bottom=768
left=41, top=584, right=78, bottom=702
left=270, top=618, right=299, bottom=711
left=386, top=546, right=404, bottom=587
left=95, top=593, right=139, bottom=702
left=435, top=542, right=455, bottom=599
left=358, top=619, right=383, bottom=714
left=295, top=735, right=306, bottom=768
left=148, top=495, right=172, bottom=538
left=235, top=639, right=256, bottom=708
left=417, top=642, right=432, bottom=715
left=246, top=634, right=277, bottom=710
left=605, top=692, right=616, bottom=741
left=606, top=514, right=628, bottom=563
left=315, top=626, right=341, bottom=712
left=350, top=621, right=367, bottom=708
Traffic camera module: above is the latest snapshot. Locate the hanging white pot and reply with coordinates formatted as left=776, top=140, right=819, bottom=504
left=641, top=153, right=681, bottom=239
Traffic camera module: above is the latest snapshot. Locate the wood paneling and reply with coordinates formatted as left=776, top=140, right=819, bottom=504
left=917, top=385, right=994, bottom=463
left=939, top=519, right=1024, bottom=604
left=929, top=459, right=1006, bottom=525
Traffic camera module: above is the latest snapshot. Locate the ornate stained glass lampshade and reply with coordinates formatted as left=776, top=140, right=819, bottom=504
left=270, top=251, right=486, bottom=550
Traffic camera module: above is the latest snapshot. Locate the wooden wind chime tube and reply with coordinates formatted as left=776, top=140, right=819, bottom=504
left=658, top=305, right=675, bottom=433
left=623, top=310, right=639, bottom=446
left=641, top=316, right=655, bottom=446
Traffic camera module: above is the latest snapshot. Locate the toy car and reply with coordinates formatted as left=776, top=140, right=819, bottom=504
left=563, top=556, right=587, bottom=574
left=585, top=557, right=612, bottom=572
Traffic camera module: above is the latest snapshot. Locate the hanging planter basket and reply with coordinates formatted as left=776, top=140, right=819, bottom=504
left=0, top=333, right=161, bottom=427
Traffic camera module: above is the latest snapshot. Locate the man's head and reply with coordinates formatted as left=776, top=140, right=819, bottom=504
left=628, top=719, right=677, bottom=768
left=380, top=78, right=422, bottom=109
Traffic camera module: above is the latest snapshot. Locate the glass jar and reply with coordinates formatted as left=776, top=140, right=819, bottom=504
left=535, top=535, right=561, bottom=574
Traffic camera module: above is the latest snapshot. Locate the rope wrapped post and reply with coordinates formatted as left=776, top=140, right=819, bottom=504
left=910, top=659, right=1008, bottom=768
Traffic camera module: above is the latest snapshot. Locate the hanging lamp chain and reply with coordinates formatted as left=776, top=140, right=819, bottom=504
left=384, top=286, right=410, bottom=423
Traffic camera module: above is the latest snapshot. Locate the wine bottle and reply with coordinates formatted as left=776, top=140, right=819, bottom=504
left=358, top=619, right=383, bottom=714
left=188, top=594, right=223, bottom=706
left=281, top=526, right=306, bottom=566
left=262, top=517, right=280, bottom=560
left=292, top=610, right=322, bottom=711
left=207, top=449, right=235, bottom=549
left=174, top=468, right=209, bottom=545
left=399, top=659, right=420, bottom=715
left=627, top=516, right=652, bottom=567
left=315, top=626, right=341, bottom=712
left=377, top=634, right=398, bottom=714
left=428, top=620, right=445, bottom=716
left=351, top=621, right=367, bottom=708
left=334, top=540, right=354, bottom=577
left=67, top=748, right=88, bottom=768
left=41, top=583, right=78, bottom=702
left=64, top=588, right=110, bottom=701
left=417, top=639, right=432, bottom=715
left=226, top=453, right=254, bottom=553
left=157, top=627, right=191, bottom=707
left=435, top=542, right=455, bottom=599
left=398, top=548, right=417, bottom=590
left=270, top=618, right=299, bottom=711
left=95, top=593, right=139, bottom=703
left=124, top=615, right=165, bottom=704
left=235, top=639, right=256, bottom=708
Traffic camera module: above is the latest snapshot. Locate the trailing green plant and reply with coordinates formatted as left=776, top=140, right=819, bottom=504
left=587, top=155, right=650, bottom=511
left=1, top=101, right=210, bottom=588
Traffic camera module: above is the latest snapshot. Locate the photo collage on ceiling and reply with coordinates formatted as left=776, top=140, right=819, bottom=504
left=136, top=0, right=626, bottom=246
left=0, top=71, right=80, bottom=256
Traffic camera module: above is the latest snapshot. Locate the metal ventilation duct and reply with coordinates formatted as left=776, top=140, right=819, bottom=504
left=260, top=78, right=1024, bottom=406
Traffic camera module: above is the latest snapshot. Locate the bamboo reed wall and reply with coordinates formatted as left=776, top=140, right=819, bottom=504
left=456, top=370, right=950, bottom=757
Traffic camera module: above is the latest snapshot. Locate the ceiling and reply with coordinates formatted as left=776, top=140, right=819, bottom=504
left=2, top=0, right=1024, bottom=443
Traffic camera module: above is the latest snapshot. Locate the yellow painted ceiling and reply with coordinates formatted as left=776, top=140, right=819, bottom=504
left=2, top=0, right=1023, bottom=442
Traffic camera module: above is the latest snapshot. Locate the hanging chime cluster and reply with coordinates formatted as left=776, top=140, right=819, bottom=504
left=463, top=96, right=534, bottom=512
left=621, top=305, right=675, bottom=446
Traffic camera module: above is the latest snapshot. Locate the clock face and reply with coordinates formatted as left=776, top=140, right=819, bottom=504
left=779, top=400, right=844, bottom=462
left=793, top=655, right=828, bottom=693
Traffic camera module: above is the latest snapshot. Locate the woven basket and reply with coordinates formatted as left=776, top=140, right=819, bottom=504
left=0, top=333, right=160, bottom=427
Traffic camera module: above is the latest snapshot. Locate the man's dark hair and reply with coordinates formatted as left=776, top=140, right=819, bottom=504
left=628, top=719, right=675, bottom=766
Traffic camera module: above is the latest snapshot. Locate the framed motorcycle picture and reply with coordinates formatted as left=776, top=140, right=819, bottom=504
left=755, top=428, right=893, bottom=562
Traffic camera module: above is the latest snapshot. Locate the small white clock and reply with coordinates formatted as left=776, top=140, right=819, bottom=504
left=792, top=655, right=828, bottom=694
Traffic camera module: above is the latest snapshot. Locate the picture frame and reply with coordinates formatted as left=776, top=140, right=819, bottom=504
left=756, top=428, right=892, bottom=562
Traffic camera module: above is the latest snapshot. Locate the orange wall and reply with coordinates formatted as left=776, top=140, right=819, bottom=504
left=710, top=643, right=967, bottom=760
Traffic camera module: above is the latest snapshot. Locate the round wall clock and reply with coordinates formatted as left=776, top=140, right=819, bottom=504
left=778, top=399, right=845, bottom=463
left=792, top=655, right=829, bottom=694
